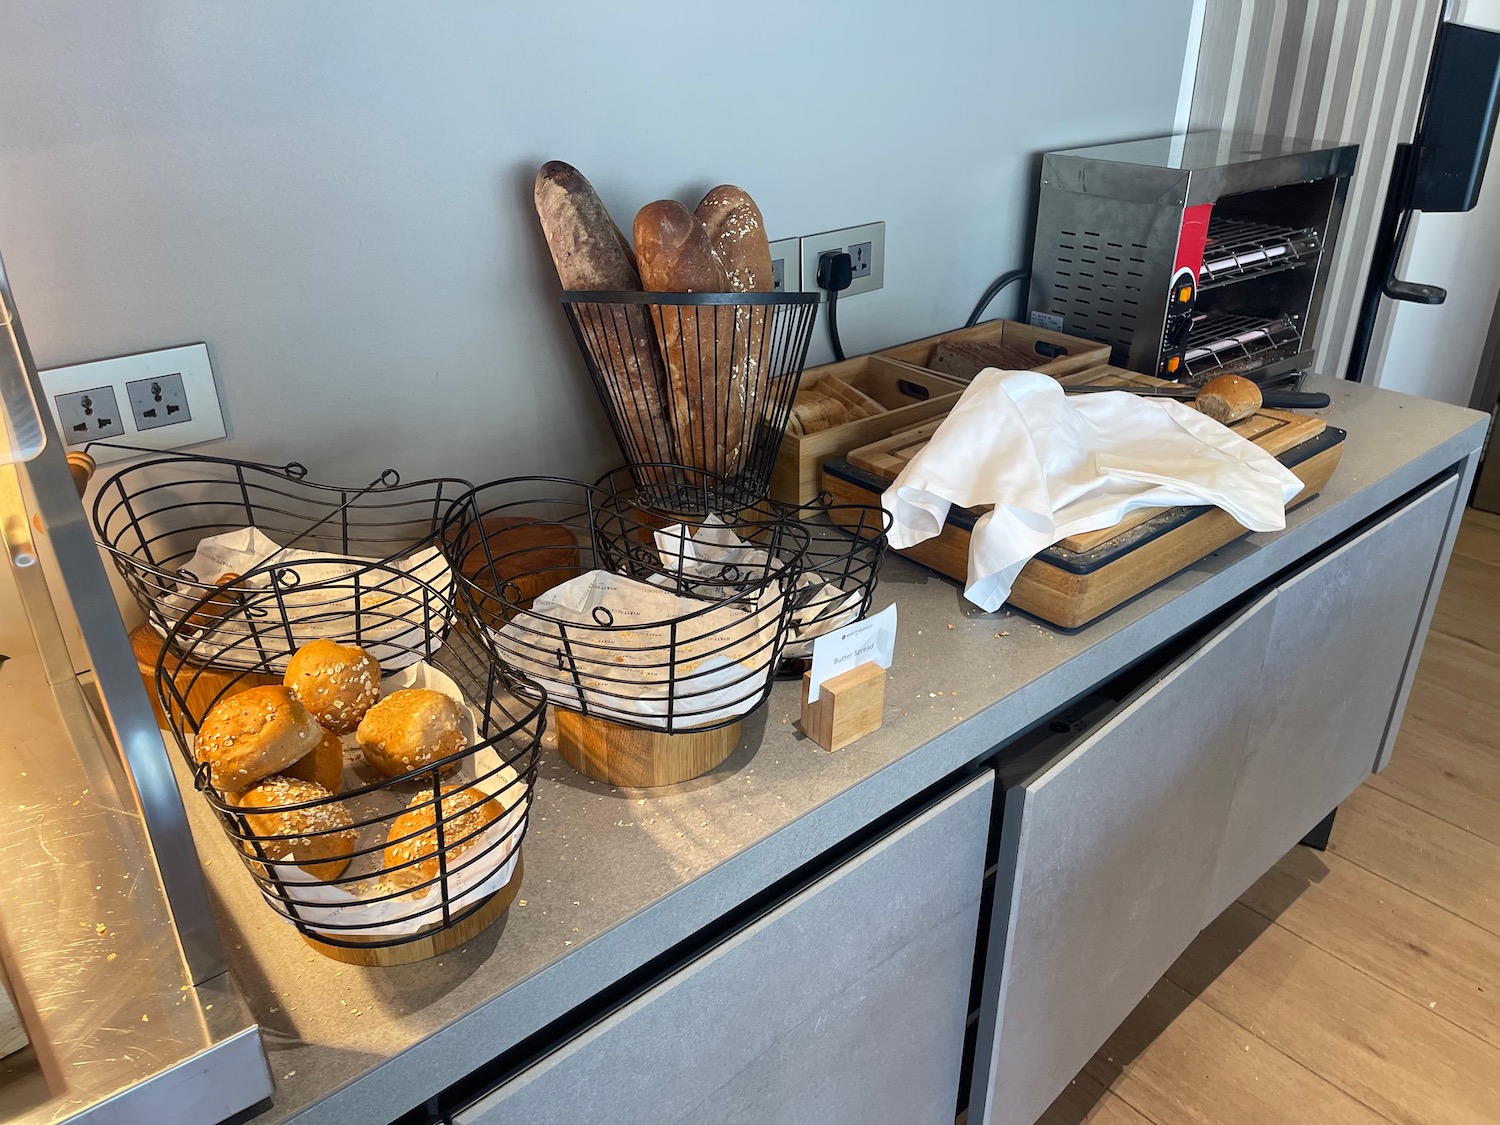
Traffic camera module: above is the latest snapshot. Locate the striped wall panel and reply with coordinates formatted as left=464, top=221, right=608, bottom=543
left=1187, top=0, right=1443, bottom=377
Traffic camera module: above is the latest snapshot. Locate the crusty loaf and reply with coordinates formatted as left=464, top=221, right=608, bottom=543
left=697, top=186, right=775, bottom=464
left=1195, top=374, right=1262, bottom=425
left=695, top=186, right=772, bottom=292
left=634, top=200, right=740, bottom=475
left=534, top=162, right=672, bottom=466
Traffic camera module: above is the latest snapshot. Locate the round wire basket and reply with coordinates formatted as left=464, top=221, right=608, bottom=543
left=440, top=473, right=811, bottom=735
left=156, top=555, right=545, bottom=962
left=90, top=447, right=471, bottom=668
left=561, top=290, right=818, bottom=511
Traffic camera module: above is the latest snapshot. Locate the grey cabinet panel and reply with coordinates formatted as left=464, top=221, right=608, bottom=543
left=456, top=772, right=994, bottom=1125
left=970, top=594, right=1276, bottom=1125
left=1204, top=475, right=1459, bottom=921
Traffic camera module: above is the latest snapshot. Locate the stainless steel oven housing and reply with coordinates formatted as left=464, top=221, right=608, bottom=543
left=1028, top=132, right=1358, bottom=384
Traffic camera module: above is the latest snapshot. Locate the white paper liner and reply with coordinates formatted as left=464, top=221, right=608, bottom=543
left=156, top=527, right=456, bottom=672
left=199, top=661, right=529, bottom=940
left=490, top=569, right=786, bottom=729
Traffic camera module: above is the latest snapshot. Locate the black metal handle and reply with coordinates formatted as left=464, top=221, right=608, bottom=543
left=1261, top=390, right=1331, bottom=409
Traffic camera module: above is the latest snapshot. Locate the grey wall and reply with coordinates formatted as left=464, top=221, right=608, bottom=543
left=0, top=1, right=1192, bottom=488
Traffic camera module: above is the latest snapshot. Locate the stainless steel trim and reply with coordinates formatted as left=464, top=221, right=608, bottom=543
left=0, top=251, right=227, bottom=986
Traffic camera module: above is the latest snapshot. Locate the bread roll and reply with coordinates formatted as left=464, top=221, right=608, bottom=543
left=283, top=639, right=380, bottom=734
left=634, top=200, right=742, bottom=476
left=356, top=688, right=467, bottom=778
left=196, top=685, right=323, bottom=792
left=534, top=161, right=672, bottom=468
left=233, top=776, right=357, bottom=881
left=1196, top=374, right=1262, bottom=425
left=383, top=784, right=505, bottom=889
left=283, top=725, right=346, bottom=794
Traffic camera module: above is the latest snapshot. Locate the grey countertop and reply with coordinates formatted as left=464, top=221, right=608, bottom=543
left=183, top=376, right=1486, bottom=1125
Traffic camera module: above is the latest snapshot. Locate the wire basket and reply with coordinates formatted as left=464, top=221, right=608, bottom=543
left=156, top=555, right=546, bottom=962
left=751, top=494, right=892, bottom=668
left=440, top=473, right=811, bottom=735
left=596, top=469, right=893, bottom=670
left=91, top=448, right=471, bottom=668
left=561, top=290, right=819, bottom=510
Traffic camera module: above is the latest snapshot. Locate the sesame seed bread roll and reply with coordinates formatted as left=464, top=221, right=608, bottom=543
left=196, top=685, right=323, bottom=793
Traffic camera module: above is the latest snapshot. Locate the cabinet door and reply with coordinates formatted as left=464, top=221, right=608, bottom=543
left=970, top=594, right=1276, bottom=1125
left=455, top=773, right=994, bottom=1125
left=1204, top=475, right=1459, bottom=921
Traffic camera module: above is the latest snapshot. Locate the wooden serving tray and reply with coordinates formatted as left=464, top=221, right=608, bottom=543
left=820, top=377, right=1345, bottom=628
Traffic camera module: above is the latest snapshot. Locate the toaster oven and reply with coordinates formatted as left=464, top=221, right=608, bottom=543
left=1027, top=132, right=1358, bottom=385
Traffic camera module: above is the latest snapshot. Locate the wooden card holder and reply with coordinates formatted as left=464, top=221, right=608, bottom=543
left=800, top=662, right=886, bottom=751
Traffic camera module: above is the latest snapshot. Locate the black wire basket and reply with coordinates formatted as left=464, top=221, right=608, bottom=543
left=561, top=290, right=819, bottom=511
left=747, top=493, right=893, bottom=667
left=90, top=447, right=470, bottom=667
left=595, top=468, right=893, bottom=671
left=440, top=473, right=811, bottom=734
left=156, top=555, right=546, bottom=962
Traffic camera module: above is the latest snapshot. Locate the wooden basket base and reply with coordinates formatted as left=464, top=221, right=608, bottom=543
left=300, top=851, right=523, bottom=967
left=556, top=711, right=741, bottom=787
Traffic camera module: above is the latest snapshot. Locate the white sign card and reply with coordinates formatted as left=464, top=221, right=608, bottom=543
left=806, top=604, right=897, bottom=702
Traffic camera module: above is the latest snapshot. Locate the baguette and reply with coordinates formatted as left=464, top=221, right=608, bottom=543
left=634, top=200, right=740, bottom=476
left=534, top=162, right=672, bottom=466
left=697, top=186, right=776, bottom=467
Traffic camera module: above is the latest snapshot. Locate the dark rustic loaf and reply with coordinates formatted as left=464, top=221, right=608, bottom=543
left=533, top=162, right=672, bottom=466
left=633, top=200, right=740, bottom=475
left=927, top=340, right=1043, bottom=381
left=696, top=186, right=776, bottom=458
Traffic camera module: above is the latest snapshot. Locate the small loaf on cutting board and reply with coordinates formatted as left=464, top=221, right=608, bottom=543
left=635, top=199, right=742, bottom=476
left=534, top=162, right=672, bottom=465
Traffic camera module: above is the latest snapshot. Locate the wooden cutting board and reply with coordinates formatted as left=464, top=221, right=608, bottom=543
left=821, top=369, right=1345, bottom=628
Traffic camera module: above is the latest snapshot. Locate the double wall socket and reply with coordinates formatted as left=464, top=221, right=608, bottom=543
left=768, top=238, right=801, bottom=293
left=40, top=343, right=225, bottom=464
left=800, top=222, right=885, bottom=302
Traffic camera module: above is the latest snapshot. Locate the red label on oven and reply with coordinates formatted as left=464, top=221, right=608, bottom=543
left=1175, top=202, right=1213, bottom=278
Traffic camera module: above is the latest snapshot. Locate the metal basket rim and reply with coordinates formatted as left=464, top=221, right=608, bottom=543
left=561, top=289, right=819, bottom=307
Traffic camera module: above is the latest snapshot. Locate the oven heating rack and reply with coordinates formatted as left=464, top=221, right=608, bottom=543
left=1199, top=220, right=1321, bottom=289
left=1181, top=312, right=1303, bottom=379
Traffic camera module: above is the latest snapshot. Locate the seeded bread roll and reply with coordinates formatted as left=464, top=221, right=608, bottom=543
left=634, top=199, right=740, bottom=476
left=233, top=776, right=357, bottom=881
left=1196, top=374, right=1262, bottom=425
left=283, top=639, right=380, bottom=734
left=196, top=685, right=323, bottom=792
left=283, top=725, right=346, bottom=794
left=534, top=161, right=672, bottom=467
left=356, top=688, right=467, bottom=778
left=383, top=784, right=505, bottom=889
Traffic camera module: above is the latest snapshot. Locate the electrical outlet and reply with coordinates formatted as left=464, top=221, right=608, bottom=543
left=126, top=372, right=193, bottom=430
left=768, top=237, right=800, bottom=294
left=54, top=386, right=125, bottom=444
left=799, top=222, right=885, bottom=302
left=40, top=343, right=225, bottom=464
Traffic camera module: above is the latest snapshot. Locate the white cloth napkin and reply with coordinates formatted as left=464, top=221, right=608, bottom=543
left=882, top=370, right=1306, bottom=611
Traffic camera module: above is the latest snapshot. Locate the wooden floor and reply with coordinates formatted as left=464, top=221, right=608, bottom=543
left=1044, top=508, right=1500, bottom=1125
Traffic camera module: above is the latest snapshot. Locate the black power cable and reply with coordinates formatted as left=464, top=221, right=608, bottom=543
left=816, top=250, right=854, bottom=362
left=965, top=268, right=1030, bottom=328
